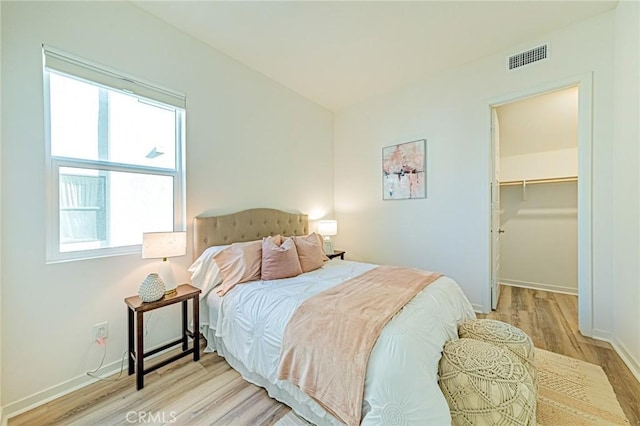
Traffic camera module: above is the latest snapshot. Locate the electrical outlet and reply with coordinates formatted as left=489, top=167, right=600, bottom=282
left=93, top=322, right=109, bottom=341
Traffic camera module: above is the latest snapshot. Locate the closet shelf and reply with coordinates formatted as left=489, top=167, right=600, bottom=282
left=499, top=176, right=578, bottom=187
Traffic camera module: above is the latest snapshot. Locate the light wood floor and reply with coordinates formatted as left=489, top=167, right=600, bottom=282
left=477, top=285, right=640, bottom=425
left=10, top=286, right=639, bottom=425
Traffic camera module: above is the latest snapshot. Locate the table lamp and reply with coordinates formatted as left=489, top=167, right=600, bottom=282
left=317, top=220, right=338, bottom=255
left=142, top=231, right=187, bottom=297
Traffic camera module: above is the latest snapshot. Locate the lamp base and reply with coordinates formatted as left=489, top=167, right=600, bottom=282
left=158, top=259, right=179, bottom=297
left=323, top=237, right=334, bottom=255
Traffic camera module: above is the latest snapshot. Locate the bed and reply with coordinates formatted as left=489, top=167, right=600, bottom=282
left=190, top=208, right=476, bottom=425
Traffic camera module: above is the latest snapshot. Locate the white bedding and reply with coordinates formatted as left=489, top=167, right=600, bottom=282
left=198, top=260, right=476, bottom=425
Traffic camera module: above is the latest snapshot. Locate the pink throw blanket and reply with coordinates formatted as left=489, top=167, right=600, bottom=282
left=277, top=265, right=443, bottom=426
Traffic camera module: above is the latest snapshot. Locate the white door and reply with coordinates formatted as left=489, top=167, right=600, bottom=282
left=491, top=109, right=502, bottom=310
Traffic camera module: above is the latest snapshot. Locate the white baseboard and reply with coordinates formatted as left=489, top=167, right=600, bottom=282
left=500, top=279, right=578, bottom=296
left=586, top=329, right=640, bottom=384
left=610, top=338, right=640, bottom=383
left=472, top=303, right=486, bottom=314
left=1, top=356, right=124, bottom=424
left=1, top=339, right=180, bottom=424
left=591, top=328, right=614, bottom=341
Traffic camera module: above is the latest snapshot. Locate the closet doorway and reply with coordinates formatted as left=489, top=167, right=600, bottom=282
left=488, top=75, right=594, bottom=336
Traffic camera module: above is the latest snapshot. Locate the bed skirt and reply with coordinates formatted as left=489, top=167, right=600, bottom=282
left=201, top=325, right=343, bottom=425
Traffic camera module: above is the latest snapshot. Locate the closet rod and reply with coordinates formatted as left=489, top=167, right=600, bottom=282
left=499, top=176, right=578, bottom=186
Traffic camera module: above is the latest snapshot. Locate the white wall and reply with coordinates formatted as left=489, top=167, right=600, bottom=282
left=1, top=1, right=333, bottom=414
left=334, top=11, right=614, bottom=322
left=497, top=87, right=578, bottom=182
left=498, top=87, right=578, bottom=157
left=500, top=182, right=578, bottom=294
left=499, top=148, right=577, bottom=182
left=612, top=0, right=640, bottom=380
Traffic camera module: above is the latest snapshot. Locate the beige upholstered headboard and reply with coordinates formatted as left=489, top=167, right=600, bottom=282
left=193, top=208, right=309, bottom=259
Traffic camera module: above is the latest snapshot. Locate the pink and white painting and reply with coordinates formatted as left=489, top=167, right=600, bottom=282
left=382, top=139, right=426, bottom=200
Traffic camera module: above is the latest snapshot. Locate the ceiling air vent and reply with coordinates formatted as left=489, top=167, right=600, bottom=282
left=508, top=44, right=549, bottom=71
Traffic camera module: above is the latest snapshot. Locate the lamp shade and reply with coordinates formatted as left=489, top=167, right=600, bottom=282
left=317, top=220, right=338, bottom=236
left=142, top=231, right=186, bottom=259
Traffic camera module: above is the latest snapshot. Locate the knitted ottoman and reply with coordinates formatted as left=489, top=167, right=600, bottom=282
left=459, top=319, right=536, bottom=386
left=439, top=338, right=536, bottom=426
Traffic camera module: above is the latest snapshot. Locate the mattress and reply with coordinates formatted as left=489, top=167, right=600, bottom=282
left=199, top=260, right=476, bottom=425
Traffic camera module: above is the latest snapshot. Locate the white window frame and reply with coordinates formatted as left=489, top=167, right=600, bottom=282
left=43, top=46, right=186, bottom=263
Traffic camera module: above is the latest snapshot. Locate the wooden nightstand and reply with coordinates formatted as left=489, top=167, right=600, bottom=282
left=125, top=283, right=201, bottom=390
left=326, top=250, right=345, bottom=260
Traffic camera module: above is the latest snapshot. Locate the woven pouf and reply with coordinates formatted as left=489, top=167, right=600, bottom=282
left=459, top=319, right=536, bottom=386
left=439, top=338, right=536, bottom=426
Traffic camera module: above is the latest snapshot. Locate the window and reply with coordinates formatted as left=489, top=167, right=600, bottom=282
left=44, top=46, right=185, bottom=262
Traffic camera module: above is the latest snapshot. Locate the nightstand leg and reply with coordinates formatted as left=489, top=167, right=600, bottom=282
left=193, top=295, right=200, bottom=361
left=181, top=300, right=188, bottom=351
left=136, top=311, right=144, bottom=390
left=128, top=307, right=134, bottom=375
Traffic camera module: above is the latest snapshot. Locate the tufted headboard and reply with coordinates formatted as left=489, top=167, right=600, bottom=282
left=193, top=208, right=309, bottom=259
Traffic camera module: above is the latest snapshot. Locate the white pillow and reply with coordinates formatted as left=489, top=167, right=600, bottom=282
left=188, top=245, right=230, bottom=298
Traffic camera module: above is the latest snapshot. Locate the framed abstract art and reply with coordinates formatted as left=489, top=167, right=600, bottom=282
left=382, top=139, right=426, bottom=200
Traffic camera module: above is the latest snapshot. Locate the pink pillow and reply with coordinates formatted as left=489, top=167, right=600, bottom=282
left=188, top=244, right=230, bottom=298
left=261, top=236, right=303, bottom=280
left=214, top=240, right=262, bottom=296
left=293, top=233, right=328, bottom=273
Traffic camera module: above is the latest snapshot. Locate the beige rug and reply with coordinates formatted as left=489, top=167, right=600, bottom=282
left=275, top=348, right=630, bottom=425
left=535, top=348, right=629, bottom=425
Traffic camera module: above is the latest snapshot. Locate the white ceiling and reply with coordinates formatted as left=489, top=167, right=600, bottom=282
left=134, top=1, right=617, bottom=111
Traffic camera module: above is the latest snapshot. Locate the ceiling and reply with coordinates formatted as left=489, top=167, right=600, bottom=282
left=134, top=1, right=617, bottom=111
